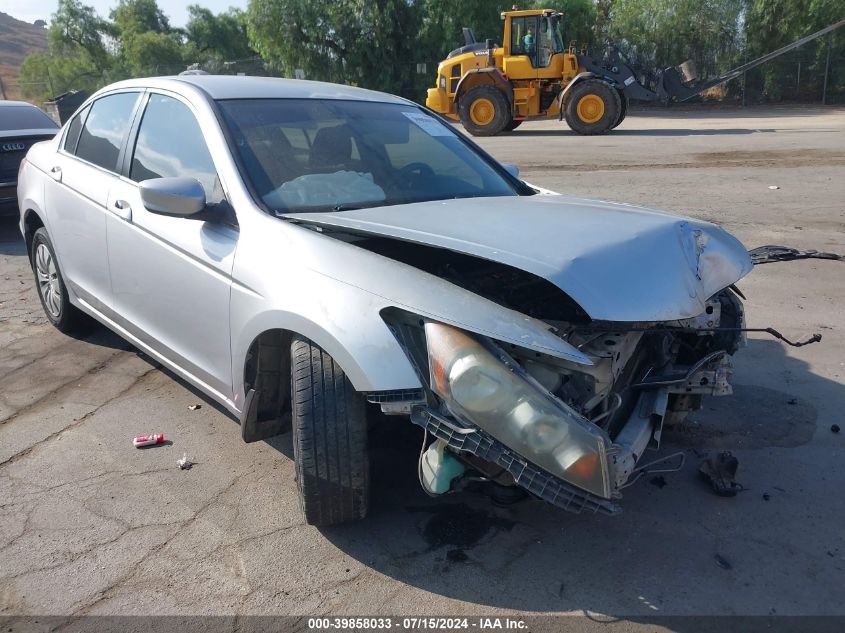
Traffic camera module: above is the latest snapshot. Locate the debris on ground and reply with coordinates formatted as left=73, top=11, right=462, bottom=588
left=699, top=451, right=742, bottom=497
left=768, top=185, right=780, bottom=190
left=649, top=475, right=668, bottom=489
left=832, top=424, right=841, bottom=434
left=188, top=404, right=202, bottom=411
left=762, top=492, right=771, bottom=501
left=787, top=398, right=798, bottom=405
left=133, top=433, right=165, bottom=448
left=714, top=554, right=733, bottom=570
left=177, top=452, right=193, bottom=470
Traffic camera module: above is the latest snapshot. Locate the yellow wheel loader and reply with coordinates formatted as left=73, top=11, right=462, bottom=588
left=425, top=8, right=845, bottom=136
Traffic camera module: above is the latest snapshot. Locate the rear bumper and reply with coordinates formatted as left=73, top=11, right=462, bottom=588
left=0, top=182, right=18, bottom=217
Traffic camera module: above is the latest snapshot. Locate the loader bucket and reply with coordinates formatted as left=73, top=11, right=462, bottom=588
left=676, top=60, right=698, bottom=84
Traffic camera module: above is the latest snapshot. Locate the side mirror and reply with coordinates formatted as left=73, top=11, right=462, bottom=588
left=502, top=163, right=520, bottom=179
left=139, top=177, right=206, bottom=217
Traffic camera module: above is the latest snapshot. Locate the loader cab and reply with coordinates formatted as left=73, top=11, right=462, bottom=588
left=502, top=10, right=567, bottom=78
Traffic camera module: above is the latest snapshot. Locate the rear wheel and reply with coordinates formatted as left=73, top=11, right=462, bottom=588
left=291, top=335, right=369, bottom=526
left=30, top=228, right=89, bottom=333
left=564, top=79, right=621, bottom=135
left=504, top=119, right=523, bottom=132
left=459, top=85, right=511, bottom=136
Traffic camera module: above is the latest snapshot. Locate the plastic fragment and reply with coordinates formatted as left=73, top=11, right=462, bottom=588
left=188, top=404, right=201, bottom=410
left=177, top=452, right=193, bottom=470
left=768, top=185, right=779, bottom=190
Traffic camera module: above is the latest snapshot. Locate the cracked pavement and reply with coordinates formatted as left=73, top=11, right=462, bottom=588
left=1, top=106, right=844, bottom=621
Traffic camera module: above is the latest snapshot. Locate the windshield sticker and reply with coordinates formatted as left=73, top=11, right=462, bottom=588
left=402, top=111, right=453, bottom=137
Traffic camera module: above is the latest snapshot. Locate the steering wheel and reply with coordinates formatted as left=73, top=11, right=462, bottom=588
left=394, top=162, right=436, bottom=191
left=399, top=162, right=435, bottom=179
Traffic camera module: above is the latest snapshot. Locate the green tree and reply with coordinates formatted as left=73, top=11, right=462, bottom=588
left=246, top=0, right=420, bottom=95
left=110, top=0, right=171, bottom=37
left=744, top=0, right=844, bottom=101
left=185, top=5, right=254, bottom=63
left=607, top=0, right=743, bottom=79
left=47, top=0, right=112, bottom=72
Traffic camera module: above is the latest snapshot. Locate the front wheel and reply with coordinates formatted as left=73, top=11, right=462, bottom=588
left=458, top=85, right=511, bottom=136
left=291, top=335, right=369, bottom=526
left=564, top=79, right=621, bottom=135
left=613, top=91, right=628, bottom=129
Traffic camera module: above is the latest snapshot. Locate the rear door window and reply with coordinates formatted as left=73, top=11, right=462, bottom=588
left=75, top=92, right=140, bottom=172
left=130, top=94, right=223, bottom=203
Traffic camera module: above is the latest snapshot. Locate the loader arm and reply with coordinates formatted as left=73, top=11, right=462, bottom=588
left=580, top=19, right=844, bottom=104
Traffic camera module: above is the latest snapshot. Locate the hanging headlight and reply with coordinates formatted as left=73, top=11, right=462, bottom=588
left=425, top=321, right=612, bottom=498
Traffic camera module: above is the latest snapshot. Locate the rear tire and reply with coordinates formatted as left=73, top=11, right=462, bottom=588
left=30, top=227, right=89, bottom=334
left=504, top=119, right=523, bottom=132
left=459, top=85, right=511, bottom=136
left=564, top=79, right=621, bottom=135
left=291, top=335, right=369, bottom=526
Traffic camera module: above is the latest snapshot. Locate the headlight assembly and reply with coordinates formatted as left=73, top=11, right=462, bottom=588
left=425, top=321, right=612, bottom=498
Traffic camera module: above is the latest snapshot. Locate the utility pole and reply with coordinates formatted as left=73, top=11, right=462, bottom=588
left=822, top=33, right=832, bottom=105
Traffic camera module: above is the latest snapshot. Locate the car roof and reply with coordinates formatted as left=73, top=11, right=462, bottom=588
left=0, top=100, right=43, bottom=108
left=103, top=75, right=411, bottom=105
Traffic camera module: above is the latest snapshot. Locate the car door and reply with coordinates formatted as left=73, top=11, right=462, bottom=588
left=44, top=91, right=141, bottom=312
left=106, top=91, right=237, bottom=400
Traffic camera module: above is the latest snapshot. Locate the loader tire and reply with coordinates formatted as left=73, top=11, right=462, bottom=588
left=291, top=335, right=369, bottom=526
left=613, top=91, right=628, bottom=129
left=504, top=119, right=523, bottom=131
left=459, top=86, right=511, bottom=136
left=564, top=79, right=621, bottom=135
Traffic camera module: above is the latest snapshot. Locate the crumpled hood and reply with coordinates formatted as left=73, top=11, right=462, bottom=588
left=285, top=195, right=752, bottom=322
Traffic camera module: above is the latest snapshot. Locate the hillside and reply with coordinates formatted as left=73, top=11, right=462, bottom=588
left=0, top=11, right=49, bottom=101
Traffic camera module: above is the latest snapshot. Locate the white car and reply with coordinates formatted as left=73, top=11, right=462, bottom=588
left=18, top=75, right=752, bottom=525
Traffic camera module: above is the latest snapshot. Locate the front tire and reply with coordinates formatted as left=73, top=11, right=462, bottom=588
left=613, top=91, right=628, bottom=129
left=291, top=335, right=369, bottom=526
left=564, top=79, right=621, bottom=135
left=459, top=85, right=511, bottom=136
left=30, top=227, right=89, bottom=333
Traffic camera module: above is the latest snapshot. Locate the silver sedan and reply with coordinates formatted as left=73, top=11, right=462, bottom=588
left=17, top=75, right=752, bottom=525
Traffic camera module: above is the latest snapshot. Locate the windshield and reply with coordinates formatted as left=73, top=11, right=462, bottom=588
left=217, top=99, right=519, bottom=214
left=0, top=105, right=58, bottom=131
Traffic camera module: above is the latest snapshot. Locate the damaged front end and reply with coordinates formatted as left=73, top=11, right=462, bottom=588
left=292, top=195, right=759, bottom=514
left=381, top=287, right=747, bottom=516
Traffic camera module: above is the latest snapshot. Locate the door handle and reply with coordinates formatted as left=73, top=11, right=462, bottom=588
left=113, top=199, right=132, bottom=221
left=49, top=166, right=62, bottom=182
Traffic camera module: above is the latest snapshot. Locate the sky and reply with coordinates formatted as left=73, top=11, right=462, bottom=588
left=3, top=0, right=250, bottom=27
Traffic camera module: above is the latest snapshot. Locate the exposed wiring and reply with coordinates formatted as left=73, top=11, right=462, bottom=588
left=572, top=325, right=821, bottom=348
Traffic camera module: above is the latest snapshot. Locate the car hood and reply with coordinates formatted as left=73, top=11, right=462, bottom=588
left=284, top=195, right=752, bottom=322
